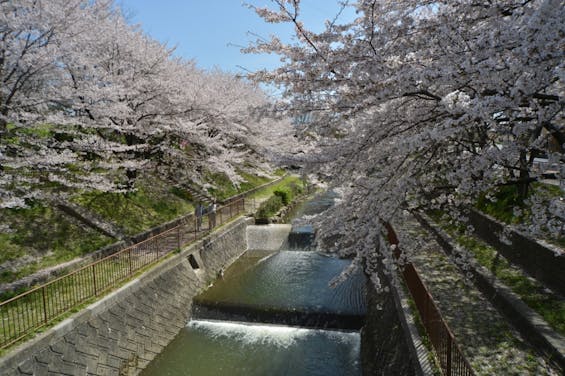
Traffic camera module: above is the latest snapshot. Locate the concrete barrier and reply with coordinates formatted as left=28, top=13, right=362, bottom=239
left=467, top=208, right=565, bottom=296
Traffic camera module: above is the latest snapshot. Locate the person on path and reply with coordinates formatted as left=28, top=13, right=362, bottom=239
left=195, top=203, right=204, bottom=231
left=208, top=200, right=217, bottom=229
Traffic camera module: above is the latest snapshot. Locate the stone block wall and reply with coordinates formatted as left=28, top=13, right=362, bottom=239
left=0, top=217, right=252, bottom=376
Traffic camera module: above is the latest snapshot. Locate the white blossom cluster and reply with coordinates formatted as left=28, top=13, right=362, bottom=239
left=247, top=0, right=564, bottom=268
left=0, top=0, right=297, bottom=207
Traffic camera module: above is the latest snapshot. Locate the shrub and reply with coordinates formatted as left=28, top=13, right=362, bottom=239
left=288, top=181, right=304, bottom=196
left=256, top=195, right=283, bottom=218
left=274, top=188, right=292, bottom=205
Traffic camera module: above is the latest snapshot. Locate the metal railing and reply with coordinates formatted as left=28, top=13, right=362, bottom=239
left=223, top=174, right=287, bottom=206
left=385, top=222, right=475, bottom=376
left=0, top=198, right=245, bottom=349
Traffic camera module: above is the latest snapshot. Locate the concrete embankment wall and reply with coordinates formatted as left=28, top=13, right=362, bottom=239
left=361, top=269, right=432, bottom=376
left=0, top=217, right=253, bottom=376
left=467, top=209, right=565, bottom=296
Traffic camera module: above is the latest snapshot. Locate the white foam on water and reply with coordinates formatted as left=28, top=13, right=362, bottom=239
left=187, top=320, right=359, bottom=349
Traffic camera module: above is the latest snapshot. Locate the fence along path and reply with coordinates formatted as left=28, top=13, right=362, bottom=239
left=0, top=180, right=270, bottom=350
left=384, top=222, right=475, bottom=376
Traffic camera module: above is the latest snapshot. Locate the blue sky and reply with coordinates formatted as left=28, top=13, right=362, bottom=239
left=119, top=1, right=355, bottom=73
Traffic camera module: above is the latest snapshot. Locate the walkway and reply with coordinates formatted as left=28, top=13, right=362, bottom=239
left=395, top=212, right=558, bottom=375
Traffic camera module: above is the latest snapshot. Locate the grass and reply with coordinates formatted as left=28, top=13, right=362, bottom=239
left=205, top=170, right=272, bottom=200
left=0, top=204, right=113, bottom=285
left=0, top=170, right=282, bottom=286
left=72, top=176, right=194, bottom=236
left=476, top=181, right=565, bottom=249
left=435, top=216, right=565, bottom=336
left=476, top=182, right=562, bottom=224
left=0, top=175, right=192, bottom=285
left=249, top=175, right=302, bottom=200
left=0, top=168, right=285, bottom=351
left=0, top=175, right=193, bottom=285
left=0, top=196, right=250, bottom=354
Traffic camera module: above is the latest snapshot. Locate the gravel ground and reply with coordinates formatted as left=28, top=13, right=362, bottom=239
left=395, top=212, right=559, bottom=376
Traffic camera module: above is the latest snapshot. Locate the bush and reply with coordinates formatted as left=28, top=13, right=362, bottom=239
left=273, top=182, right=304, bottom=206
left=256, top=195, right=283, bottom=218
left=288, top=181, right=304, bottom=196
left=476, top=185, right=524, bottom=224
left=274, top=188, right=292, bottom=205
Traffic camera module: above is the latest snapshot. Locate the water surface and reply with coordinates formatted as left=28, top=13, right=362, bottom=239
left=141, top=320, right=361, bottom=376
left=195, top=251, right=366, bottom=315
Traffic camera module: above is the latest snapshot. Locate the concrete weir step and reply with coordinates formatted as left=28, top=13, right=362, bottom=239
left=287, top=224, right=315, bottom=249
left=192, top=303, right=365, bottom=331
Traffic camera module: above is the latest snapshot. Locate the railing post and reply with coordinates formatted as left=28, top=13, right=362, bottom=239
left=41, top=286, right=48, bottom=324
left=446, top=335, right=452, bottom=375
left=128, top=249, right=133, bottom=276
left=177, top=226, right=181, bottom=250
left=157, top=236, right=160, bottom=260
left=425, top=293, right=430, bottom=328
left=92, top=264, right=97, bottom=296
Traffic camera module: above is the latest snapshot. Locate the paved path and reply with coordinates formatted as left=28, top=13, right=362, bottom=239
left=395, top=212, right=559, bottom=375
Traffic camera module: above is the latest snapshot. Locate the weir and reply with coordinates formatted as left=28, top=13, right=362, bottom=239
left=141, top=191, right=368, bottom=375
left=142, top=320, right=361, bottom=376
left=191, top=251, right=366, bottom=330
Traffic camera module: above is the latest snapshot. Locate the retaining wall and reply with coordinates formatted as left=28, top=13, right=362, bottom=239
left=361, top=261, right=432, bottom=376
left=467, top=209, right=565, bottom=296
left=0, top=217, right=253, bottom=376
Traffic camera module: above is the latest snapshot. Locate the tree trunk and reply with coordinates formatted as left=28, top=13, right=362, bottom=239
left=0, top=116, right=6, bottom=171
left=518, top=150, right=530, bottom=201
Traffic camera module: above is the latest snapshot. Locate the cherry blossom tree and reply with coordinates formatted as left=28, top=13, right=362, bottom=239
left=0, top=0, right=291, bottom=207
left=246, top=0, right=564, bottom=267
left=0, top=0, right=126, bottom=207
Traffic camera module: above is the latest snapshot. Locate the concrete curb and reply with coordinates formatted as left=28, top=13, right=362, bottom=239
left=414, top=212, right=565, bottom=373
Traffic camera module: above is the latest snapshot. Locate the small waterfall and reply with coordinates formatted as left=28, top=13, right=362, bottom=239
left=286, top=224, right=315, bottom=250
left=143, top=319, right=361, bottom=376
left=246, top=224, right=291, bottom=253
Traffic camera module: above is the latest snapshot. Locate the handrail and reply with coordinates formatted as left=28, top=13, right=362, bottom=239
left=0, top=198, right=246, bottom=349
left=222, top=173, right=287, bottom=204
left=384, top=222, right=475, bottom=376
left=0, top=174, right=293, bottom=349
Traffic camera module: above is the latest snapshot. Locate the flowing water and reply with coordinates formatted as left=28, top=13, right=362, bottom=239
left=142, top=320, right=361, bottom=376
left=142, top=190, right=364, bottom=376
left=194, top=251, right=366, bottom=319
left=287, top=190, right=339, bottom=219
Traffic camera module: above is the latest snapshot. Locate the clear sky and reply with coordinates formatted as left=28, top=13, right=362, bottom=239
left=118, top=1, right=355, bottom=73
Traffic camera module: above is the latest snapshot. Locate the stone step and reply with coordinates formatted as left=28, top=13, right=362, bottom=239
left=183, top=185, right=214, bottom=204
